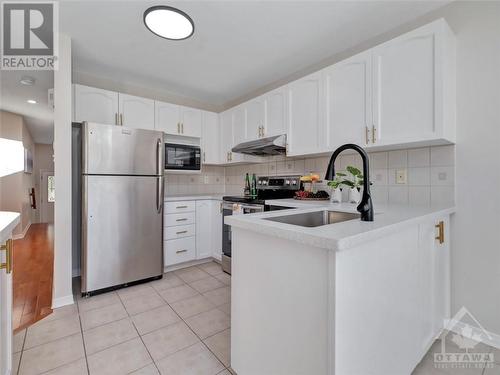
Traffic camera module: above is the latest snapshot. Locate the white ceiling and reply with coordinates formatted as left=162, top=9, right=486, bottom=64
left=0, top=70, right=54, bottom=144
left=60, top=0, right=450, bottom=108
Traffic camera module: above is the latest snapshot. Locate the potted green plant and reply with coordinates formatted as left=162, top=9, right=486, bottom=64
left=327, top=172, right=346, bottom=203
left=343, top=166, right=364, bottom=203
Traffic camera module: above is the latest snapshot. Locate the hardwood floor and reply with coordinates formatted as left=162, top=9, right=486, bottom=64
left=12, top=223, right=54, bottom=333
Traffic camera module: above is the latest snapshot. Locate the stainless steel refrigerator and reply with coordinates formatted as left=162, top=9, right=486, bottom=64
left=81, top=122, right=164, bottom=295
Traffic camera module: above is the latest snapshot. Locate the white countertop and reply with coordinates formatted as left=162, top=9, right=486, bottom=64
left=164, top=194, right=224, bottom=202
left=0, top=211, right=20, bottom=242
left=225, top=199, right=455, bottom=251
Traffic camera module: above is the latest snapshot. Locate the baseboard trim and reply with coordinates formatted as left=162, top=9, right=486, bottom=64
left=13, top=221, right=31, bottom=240
left=445, top=319, right=500, bottom=350
left=52, top=294, right=74, bottom=309
left=164, top=257, right=213, bottom=273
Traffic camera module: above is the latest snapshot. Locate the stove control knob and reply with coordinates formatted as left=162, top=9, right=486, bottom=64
left=258, top=180, right=262, bottom=185
left=285, top=180, right=290, bottom=185
left=292, top=180, right=297, bottom=185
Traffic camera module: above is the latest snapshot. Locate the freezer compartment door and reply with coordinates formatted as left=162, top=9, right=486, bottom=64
left=82, top=175, right=163, bottom=293
left=83, top=122, right=164, bottom=176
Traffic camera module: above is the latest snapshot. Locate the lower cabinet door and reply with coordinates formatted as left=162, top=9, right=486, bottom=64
left=165, top=237, right=196, bottom=266
left=196, top=201, right=212, bottom=259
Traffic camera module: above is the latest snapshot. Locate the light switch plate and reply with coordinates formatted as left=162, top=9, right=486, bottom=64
left=396, top=169, right=407, bottom=184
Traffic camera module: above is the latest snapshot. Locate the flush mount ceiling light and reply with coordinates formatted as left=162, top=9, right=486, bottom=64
left=27, top=99, right=37, bottom=104
left=20, top=76, right=36, bottom=86
left=143, top=6, right=194, bottom=40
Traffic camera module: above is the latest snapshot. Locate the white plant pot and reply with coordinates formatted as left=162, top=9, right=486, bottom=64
left=330, top=188, right=342, bottom=203
left=348, top=187, right=361, bottom=204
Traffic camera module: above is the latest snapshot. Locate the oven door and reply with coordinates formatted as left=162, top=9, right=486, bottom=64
left=222, top=202, right=264, bottom=274
left=222, top=202, right=264, bottom=260
left=164, top=143, right=201, bottom=171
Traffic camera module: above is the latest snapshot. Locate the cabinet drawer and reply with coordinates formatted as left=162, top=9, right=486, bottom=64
left=164, top=212, right=195, bottom=227
left=165, top=237, right=196, bottom=266
left=164, top=224, right=195, bottom=240
left=165, top=201, right=196, bottom=214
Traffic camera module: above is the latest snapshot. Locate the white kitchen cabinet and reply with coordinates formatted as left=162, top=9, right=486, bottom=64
left=246, top=97, right=266, bottom=140
left=180, top=106, right=202, bottom=137
left=155, top=101, right=180, bottom=135
left=372, top=19, right=455, bottom=146
left=287, top=71, right=326, bottom=156
left=201, top=111, right=220, bottom=164
left=74, top=84, right=119, bottom=125
left=196, top=200, right=212, bottom=259
left=232, top=105, right=246, bottom=147
left=118, top=93, right=155, bottom=130
left=220, top=110, right=234, bottom=163
left=418, top=216, right=450, bottom=353
left=155, top=101, right=202, bottom=137
left=211, top=201, right=223, bottom=260
left=324, top=51, right=372, bottom=149
left=264, top=87, right=287, bottom=137
left=0, top=214, right=18, bottom=375
left=219, top=109, right=259, bottom=164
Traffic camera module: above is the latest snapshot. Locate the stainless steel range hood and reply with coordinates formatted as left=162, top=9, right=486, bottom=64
left=232, top=134, right=286, bottom=156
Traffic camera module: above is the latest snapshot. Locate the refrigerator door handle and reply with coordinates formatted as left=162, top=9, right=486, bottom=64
left=156, top=138, right=164, bottom=214
left=156, top=176, right=163, bottom=214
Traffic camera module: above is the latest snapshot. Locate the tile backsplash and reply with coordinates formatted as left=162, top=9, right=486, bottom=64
left=165, top=145, right=455, bottom=207
left=165, top=166, right=225, bottom=196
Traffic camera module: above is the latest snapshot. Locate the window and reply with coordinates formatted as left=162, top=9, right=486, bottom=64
left=47, top=175, right=55, bottom=202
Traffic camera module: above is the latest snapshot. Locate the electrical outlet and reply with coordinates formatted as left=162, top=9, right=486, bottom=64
left=204, top=175, right=209, bottom=184
left=396, top=169, right=407, bottom=184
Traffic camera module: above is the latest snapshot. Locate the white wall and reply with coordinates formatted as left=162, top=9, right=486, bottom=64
left=53, top=34, right=74, bottom=308
left=442, top=2, right=500, bottom=335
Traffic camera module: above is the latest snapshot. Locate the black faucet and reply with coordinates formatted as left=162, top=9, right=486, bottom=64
left=325, top=143, right=374, bottom=221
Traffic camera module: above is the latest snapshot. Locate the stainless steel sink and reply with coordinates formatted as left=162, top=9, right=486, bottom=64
left=263, top=210, right=360, bottom=227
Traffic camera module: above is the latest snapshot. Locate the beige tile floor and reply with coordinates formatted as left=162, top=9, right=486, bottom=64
left=12, top=260, right=500, bottom=375
left=13, top=261, right=232, bottom=375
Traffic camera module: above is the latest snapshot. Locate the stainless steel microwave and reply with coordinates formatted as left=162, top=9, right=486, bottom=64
left=164, top=142, right=201, bottom=172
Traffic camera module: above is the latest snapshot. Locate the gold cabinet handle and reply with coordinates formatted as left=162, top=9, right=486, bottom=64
left=177, top=123, right=180, bottom=133
left=365, top=126, right=369, bottom=144
left=115, top=113, right=119, bottom=125
left=176, top=205, right=188, bottom=209
left=261, top=125, right=264, bottom=137
left=181, top=123, right=184, bottom=134
left=176, top=249, right=188, bottom=254
left=176, top=218, right=188, bottom=222
left=176, top=230, right=188, bottom=235
left=203, top=152, right=206, bottom=163
left=0, top=239, right=13, bottom=274
left=229, top=152, right=232, bottom=161
left=119, top=114, right=123, bottom=126
left=435, top=221, right=444, bottom=244
left=372, top=125, right=376, bottom=143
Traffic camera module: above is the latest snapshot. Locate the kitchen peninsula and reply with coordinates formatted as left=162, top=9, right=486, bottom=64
left=226, top=201, right=454, bottom=375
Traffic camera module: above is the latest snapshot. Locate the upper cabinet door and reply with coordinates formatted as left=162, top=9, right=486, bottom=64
left=232, top=105, right=246, bottom=147
left=155, top=101, right=180, bottom=135
left=246, top=97, right=265, bottom=140
left=287, top=72, right=325, bottom=156
left=372, top=21, right=443, bottom=145
left=118, top=93, right=155, bottom=130
left=264, top=87, right=287, bottom=137
left=74, top=84, right=119, bottom=125
left=180, top=107, right=202, bottom=138
left=220, top=110, right=233, bottom=163
left=201, top=111, right=220, bottom=164
left=324, top=51, right=372, bottom=149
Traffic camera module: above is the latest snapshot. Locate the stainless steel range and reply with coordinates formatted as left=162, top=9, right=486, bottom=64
left=221, top=175, right=302, bottom=274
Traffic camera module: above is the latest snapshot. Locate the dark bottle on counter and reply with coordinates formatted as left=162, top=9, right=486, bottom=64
left=251, top=173, right=257, bottom=197
left=244, top=173, right=251, bottom=196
